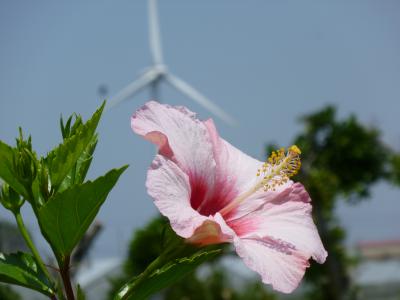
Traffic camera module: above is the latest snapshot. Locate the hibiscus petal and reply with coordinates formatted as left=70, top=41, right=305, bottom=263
left=225, top=180, right=292, bottom=222
left=133, top=101, right=217, bottom=210
left=234, top=236, right=310, bottom=293
left=146, top=155, right=208, bottom=238
left=132, top=101, right=215, bottom=175
left=205, top=119, right=262, bottom=192
left=230, top=183, right=327, bottom=264
left=199, top=119, right=262, bottom=215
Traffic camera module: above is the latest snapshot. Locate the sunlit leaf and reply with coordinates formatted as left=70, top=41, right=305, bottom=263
left=38, top=165, right=128, bottom=260
left=45, top=102, right=105, bottom=192
left=58, top=135, right=98, bottom=192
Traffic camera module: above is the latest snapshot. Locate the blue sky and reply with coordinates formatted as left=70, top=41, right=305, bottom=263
left=1, top=0, right=399, bottom=258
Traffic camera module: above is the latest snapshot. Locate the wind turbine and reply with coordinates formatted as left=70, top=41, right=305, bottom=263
left=106, top=0, right=236, bottom=125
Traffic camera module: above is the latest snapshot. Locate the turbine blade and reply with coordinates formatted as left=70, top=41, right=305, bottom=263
left=166, top=73, right=237, bottom=126
left=106, top=70, right=158, bottom=110
left=148, top=0, right=163, bottom=65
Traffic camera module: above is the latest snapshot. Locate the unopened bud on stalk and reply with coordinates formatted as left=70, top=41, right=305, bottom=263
left=13, top=128, right=38, bottom=192
left=0, top=183, right=25, bottom=213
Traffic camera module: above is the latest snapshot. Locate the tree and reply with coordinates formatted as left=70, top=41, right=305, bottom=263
left=267, top=106, right=390, bottom=300
left=389, top=153, right=400, bottom=185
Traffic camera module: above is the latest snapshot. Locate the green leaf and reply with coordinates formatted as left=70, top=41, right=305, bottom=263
left=75, top=136, right=98, bottom=184
left=38, top=165, right=128, bottom=259
left=45, top=102, right=105, bottom=192
left=58, top=135, right=98, bottom=192
left=60, top=113, right=83, bottom=140
left=0, top=252, right=54, bottom=297
left=0, top=141, right=29, bottom=199
left=115, top=249, right=221, bottom=300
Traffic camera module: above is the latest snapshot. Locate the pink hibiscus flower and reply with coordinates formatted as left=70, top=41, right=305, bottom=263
left=132, top=101, right=327, bottom=293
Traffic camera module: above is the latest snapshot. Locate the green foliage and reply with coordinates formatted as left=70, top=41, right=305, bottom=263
left=0, top=221, right=24, bottom=300
left=0, top=102, right=128, bottom=299
left=115, top=250, right=221, bottom=300
left=44, top=102, right=105, bottom=195
left=232, top=281, right=277, bottom=300
left=108, top=217, right=168, bottom=298
left=125, top=217, right=168, bottom=276
left=58, top=113, right=99, bottom=191
left=0, top=252, right=54, bottom=297
left=164, top=269, right=277, bottom=300
left=38, top=165, right=127, bottom=262
left=110, top=216, right=277, bottom=300
left=77, top=284, right=86, bottom=300
left=295, top=106, right=388, bottom=199
left=113, top=216, right=224, bottom=300
left=390, top=153, right=400, bottom=185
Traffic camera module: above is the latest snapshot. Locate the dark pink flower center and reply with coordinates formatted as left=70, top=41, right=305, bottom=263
left=189, top=174, right=238, bottom=218
left=189, top=177, right=208, bottom=211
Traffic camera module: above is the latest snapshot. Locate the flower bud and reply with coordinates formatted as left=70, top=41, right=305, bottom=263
left=0, top=183, right=25, bottom=213
left=13, top=128, right=38, bottom=190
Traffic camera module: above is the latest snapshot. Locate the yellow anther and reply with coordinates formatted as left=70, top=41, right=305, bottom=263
left=289, top=145, right=301, bottom=155
left=257, top=145, right=302, bottom=191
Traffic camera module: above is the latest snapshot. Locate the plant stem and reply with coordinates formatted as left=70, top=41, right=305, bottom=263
left=60, top=256, right=75, bottom=300
left=14, top=210, right=53, bottom=281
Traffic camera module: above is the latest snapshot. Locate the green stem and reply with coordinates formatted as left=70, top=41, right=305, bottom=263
left=14, top=210, right=53, bottom=284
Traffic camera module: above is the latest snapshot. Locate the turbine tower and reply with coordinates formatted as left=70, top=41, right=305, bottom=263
left=107, top=0, right=236, bottom=125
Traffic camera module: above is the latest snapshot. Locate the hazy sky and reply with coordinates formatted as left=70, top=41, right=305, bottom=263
left=1, top=1, right=399, bottom=258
